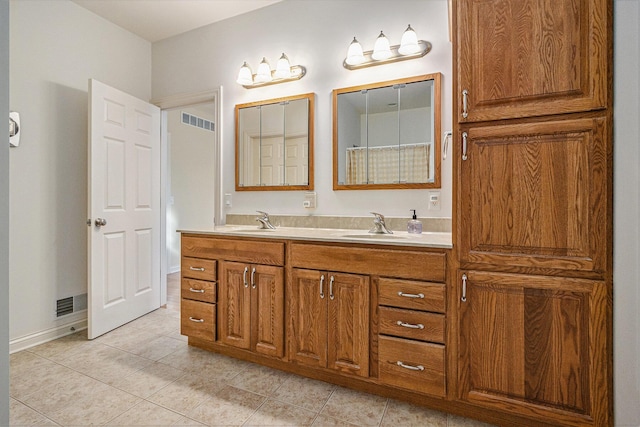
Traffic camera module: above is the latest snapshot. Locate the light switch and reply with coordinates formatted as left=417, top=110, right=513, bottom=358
left=224, top=193, right=232, bottom=208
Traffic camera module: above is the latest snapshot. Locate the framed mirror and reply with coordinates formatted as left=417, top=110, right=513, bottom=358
left=236, top=92, right=314, bottom=191
left=332, top=74, right=441, bottom=190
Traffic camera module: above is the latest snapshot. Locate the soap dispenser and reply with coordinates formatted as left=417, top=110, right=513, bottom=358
left=407, top=209, right=423, bottom=234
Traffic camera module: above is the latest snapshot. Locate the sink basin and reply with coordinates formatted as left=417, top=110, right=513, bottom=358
left=341, top=234, right=406, bottom=240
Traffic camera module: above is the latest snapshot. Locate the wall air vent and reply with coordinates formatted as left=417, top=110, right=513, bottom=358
left=181, top=112, right=215, bottom=132
left=56, top=297, right=74, bottom=317
left=55, top=293, right=87, bottom=317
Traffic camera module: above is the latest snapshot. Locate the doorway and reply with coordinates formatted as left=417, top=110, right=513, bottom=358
left=157, top=89, right=222, bottom=307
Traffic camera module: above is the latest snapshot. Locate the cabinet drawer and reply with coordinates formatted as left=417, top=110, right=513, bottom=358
left=181, top=299, right=216, bottom=342
left=181, top=278, right=216, bottom=304
left=378, top=278, right=445, bottom=313
left=182, top=235, right=285, bottom=266
left=378, top=335, right=445, bottom=397
left=290, top=243, right=446, bottom=282
left=181, top=257, right=216, bottom=281
left=379, top=307, right=444, bottom=343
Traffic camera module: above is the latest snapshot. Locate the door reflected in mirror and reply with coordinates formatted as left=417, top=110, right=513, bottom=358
left=236, top=93, right=314, bottom=191
left=333, top=74, right=441, bottom=190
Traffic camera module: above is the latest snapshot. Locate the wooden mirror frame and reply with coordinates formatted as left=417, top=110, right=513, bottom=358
left=332, top=74, right=441, bottom=190
left=235, top=92, right=315, bottom=191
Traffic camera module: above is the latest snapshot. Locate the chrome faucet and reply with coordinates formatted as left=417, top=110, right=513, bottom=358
left=256, top=210, right=276, bottom=229
left=369, top=212, right=393, bottom=234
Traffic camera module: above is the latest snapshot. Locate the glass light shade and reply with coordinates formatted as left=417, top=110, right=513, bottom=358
left=399, top=24, right=420, bottom=55
left=372, top=31, right=392, bottom=60
left=255, top=57, right=272, bottom=83
left=274, top=53, right=292, bottom=79
left=236, top=62, right=253, bottom=85
left=345, top=37, right=365, bottom=65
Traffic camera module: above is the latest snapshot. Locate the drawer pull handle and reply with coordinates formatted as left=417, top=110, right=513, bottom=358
left=397, top=292, right=424, bottom=299
left=320, top=274, right=325, bottom=299
left=396, top=361, right=424, bottom=371
left=251, top=267, right=256, bottom=289
left=189, top=288, right=205, bottom=293
left=243, top=266, right=249, bottom=288
left=189, top=317, right=204, bottom=323
left=462, top=89, right=469, bottom=119
left=189, top=267, right=205, bottom=272
left=329, top=275, right=335, bottom=300
left=396, top=321, right=424, bottom=330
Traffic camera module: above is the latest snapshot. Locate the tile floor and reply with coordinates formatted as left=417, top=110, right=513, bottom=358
left=9, top=273, right=494, bottom=426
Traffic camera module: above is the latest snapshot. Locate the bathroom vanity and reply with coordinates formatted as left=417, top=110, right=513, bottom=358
left=179, top=227, right=460, bottom=417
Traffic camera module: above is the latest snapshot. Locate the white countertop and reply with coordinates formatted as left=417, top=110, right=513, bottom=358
left=180, top=225, right=452, bottom=249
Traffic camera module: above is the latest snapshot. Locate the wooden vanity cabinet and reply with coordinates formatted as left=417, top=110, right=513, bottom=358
left=454, top=0, right=613, bottom=425
left=219, top=261, right=284, bottom=357
left=289, top=268, right=370, bottom=377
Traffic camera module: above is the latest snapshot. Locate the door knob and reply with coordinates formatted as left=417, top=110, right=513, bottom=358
left=94, top=218, right=107, bottom=227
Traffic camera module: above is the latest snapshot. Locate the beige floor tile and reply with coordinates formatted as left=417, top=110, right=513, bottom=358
left=244, top=398, right=317, bottom=426
left=320, top=386, right=388, bottom=426
left=119, top=334, right=187, bottom=361
left=147, top=371, right=227, bottom=413
left=9, top=398, right=58, bottom=426
left=96, top=323, right=160, bottom=349
left=10, top=356, right=81, bottom=400
left=380, top=399, right=447, bottom=427
left=27, top=330, right=97, bottom=362
left=447, top=414, right=496, bottom=427
left=186, top=385, right=266, bottom=426
left=271, top=375, right=336, bottom=412
left=108, top=361, right=185, bottom=398
left=106, top=400, right=195, bottom=426
left=9, top=351, right=50, bottom=372
left=311, top=413, right=361, bottom=426
left=227, top=362, right=291, bottom=396
left=158, top=345, right=248, bottom=378
left=58, top=342, right=153, bottom=385
left=47, top=382, right=141, bottom=426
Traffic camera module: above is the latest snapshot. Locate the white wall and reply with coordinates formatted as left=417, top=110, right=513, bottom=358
left=1, top=0, right=10, bottom=421
left=614, top=1, right=640, bottom=426
left=9, top=0, right=152, bottom=342
left=152, top=0, right=453, bottom=220
left=167, top=107, right=217, bottom=272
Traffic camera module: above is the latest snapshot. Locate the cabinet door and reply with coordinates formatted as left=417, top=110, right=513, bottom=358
left=458, top=271, right=610, bottom=425
left=456, top=0, right=609, bottom=122
left=289, top=268, right=327, bottom=368
left=219, top=261, right=251, bottom=349
left=458, top=117, right=609, bottom=275
left=327, top=272, right=370, bottom=377
left=251, top=265, right=284, bottom=357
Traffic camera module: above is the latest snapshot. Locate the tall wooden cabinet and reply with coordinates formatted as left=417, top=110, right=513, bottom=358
left=454, top=0, right=612, bottom=425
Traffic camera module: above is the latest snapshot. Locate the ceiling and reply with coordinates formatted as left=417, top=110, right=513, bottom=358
left=72, top=0, right=282, bottom=43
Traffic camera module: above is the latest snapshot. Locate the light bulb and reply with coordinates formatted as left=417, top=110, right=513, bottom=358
left=399, top=24, right=420, bottom=55
left=274, top=53, right=292, bottom=79
left=236, top=62, right=253, bottom=85
left=372, top=31, right=392, bottom=60
left=345, top=37, right=365, bottom=65
left=255, top=57, right=272, bottom=83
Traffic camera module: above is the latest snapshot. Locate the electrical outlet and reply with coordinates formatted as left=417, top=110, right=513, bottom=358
left=304, top=191, right=317, bottom=209
left=428, top=191, right=441, bottom=211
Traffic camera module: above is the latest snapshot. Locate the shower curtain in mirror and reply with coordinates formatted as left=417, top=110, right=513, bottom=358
left=346, top=143, right=430, bottom=185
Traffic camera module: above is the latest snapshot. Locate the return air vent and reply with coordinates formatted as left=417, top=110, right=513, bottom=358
left=181, top=112, right=215, bottom=132
left=56, top=297, right=73, bottom=317
left=55, top=293, right=88, bottom=317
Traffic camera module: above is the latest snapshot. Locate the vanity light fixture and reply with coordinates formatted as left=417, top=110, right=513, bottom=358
left=236, top=53, right=306, bottom=89
left=343, top=25, right=431, bottom=70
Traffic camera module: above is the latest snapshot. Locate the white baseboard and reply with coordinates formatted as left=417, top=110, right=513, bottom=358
left=168, top=265, right=180, bottom=274
left=9, top=316, right=88, bottom=354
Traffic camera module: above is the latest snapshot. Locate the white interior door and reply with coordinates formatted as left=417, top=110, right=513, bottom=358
left=88, top=79, right=161, bottom=339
